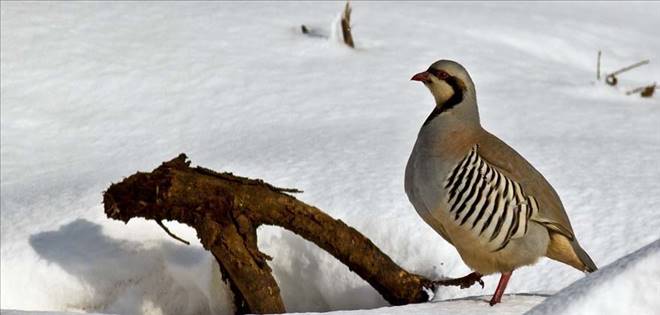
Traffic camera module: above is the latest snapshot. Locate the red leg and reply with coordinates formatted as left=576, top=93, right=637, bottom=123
left=489, top=271, right=512, bottom=306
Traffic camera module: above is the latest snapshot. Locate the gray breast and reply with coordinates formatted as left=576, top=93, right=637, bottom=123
left=445, top=145, right=539, bottom=251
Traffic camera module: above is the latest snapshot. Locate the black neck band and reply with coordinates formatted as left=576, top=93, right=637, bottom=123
left=423, top=75, right=465, bottom=126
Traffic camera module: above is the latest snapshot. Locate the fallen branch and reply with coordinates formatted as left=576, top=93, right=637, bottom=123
left=103, top=154, right=438, bottom=314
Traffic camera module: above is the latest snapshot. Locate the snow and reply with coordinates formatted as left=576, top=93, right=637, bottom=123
left=293, top=238, right=660, bottom=315
left=294, top=294, right=547, bottom=315
left=1, top=311, right=111, bottom=315
left=1, top=2, right=659, bottom=315
left=528, top=239, right=660, bottom=315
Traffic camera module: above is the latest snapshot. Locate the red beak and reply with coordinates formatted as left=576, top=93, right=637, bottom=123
left=411, top=71, right=430, bottom=82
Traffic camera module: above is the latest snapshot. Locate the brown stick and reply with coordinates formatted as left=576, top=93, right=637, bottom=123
left=103, top=154, right=434, bottom=314
left=156, top=220, right=190, bottom=245
left=609, top=59, right=649, bottom=77
left=341, top=2, right=355, bottom=48
left=626, top=82, right=657, bottom=97
left=641, top=84, right=657, bottom=98
left=605, top=59, right=650, bottom=86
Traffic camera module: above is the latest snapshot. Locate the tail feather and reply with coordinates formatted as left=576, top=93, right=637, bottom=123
left=546, top=232, right=597, bottom=272
left=571, top=239, right=598, bottom=273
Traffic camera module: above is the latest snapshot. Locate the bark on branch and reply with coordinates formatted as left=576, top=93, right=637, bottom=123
left=103, top=154, right=434, bottom=314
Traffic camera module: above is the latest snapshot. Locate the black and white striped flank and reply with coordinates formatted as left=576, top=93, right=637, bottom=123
left=445, top=145, right=539, bottom=252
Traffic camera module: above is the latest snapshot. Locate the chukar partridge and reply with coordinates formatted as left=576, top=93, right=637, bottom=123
left=405, top=60, right=597, bottom=306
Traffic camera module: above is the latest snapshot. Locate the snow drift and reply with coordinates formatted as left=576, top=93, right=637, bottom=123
left=528, top=239, right=660, bottom=315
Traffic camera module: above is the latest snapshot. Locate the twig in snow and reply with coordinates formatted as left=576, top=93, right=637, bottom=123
left=641, top=84, right=657, bottom=98
left=605, top=59, right=650, bottom=86
left=610, top=59, right=650, bottom=76
left=625, top=82, right=656, bottom=98
left=341, top=1, right=355, bottom=48
left=300, top=24, right=328, bottom=39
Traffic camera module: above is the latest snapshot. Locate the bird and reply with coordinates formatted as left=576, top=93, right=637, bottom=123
left=404, top=60, right=597, bottom=306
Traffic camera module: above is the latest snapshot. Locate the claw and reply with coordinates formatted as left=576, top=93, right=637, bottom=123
left=433, top=272, right=484, bottom=290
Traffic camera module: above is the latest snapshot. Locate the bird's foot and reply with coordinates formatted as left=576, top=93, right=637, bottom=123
left=432, top=272, right=484, bottom=289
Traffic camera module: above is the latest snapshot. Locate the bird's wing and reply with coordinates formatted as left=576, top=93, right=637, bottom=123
left=445, top=145, right=543, bottom=251
left=475, top=131, right=575, bottom=240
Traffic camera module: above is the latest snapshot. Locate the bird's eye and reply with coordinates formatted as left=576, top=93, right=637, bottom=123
left=429, top=69, right=449, bottom=80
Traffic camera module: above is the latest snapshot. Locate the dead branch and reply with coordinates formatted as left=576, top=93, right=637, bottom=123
left=605, top=59, right=650, bottom=86
left=103, top=154, right=438, bottom=314
left=341, top=2, right=355, bottom=48
left=610, top=59, right=650, bottom=77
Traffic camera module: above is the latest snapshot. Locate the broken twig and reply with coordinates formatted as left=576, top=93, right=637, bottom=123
left=156, top=220, right=190, bottom=245
left=625, top=83, right=656, bottom=98
left=341, top=2, right=355, bottom=48
left=610, top=59, right=650, bottom=77
left=605, top=59, right=650, bottom=86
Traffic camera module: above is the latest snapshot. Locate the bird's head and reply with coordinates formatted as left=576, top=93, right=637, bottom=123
left=411, top=60, right=475, bottom=112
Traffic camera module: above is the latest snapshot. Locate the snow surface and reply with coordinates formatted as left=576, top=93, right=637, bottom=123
left=294, top=294, right=547, bottom=315
left=2, top=2, right=659, bottom=315
left=293, top=238, right=660, bottom=315
left=1, top=311, right=111, bottom=315
left=528, top=239, right=660, bottom=315
left=3, top=241, right=658, bottom=315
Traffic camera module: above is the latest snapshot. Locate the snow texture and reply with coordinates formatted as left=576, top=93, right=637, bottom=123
left=1, top=311, right=112, bottom=315
left=2, top=2, right=659, bottom=315
left=294, top=294, right=547, bottom=315
left=528, top=239, right=660, bottom=315
left=294, top=238, right=660, bottom=315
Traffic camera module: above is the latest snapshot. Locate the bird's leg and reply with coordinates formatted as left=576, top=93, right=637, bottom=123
left=432, top=271, right=484, bottom=289
left=489, top=271, right=513, bottom=306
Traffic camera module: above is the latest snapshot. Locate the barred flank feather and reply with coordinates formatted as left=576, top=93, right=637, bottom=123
left=445, top=145, right=538, bottom=252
